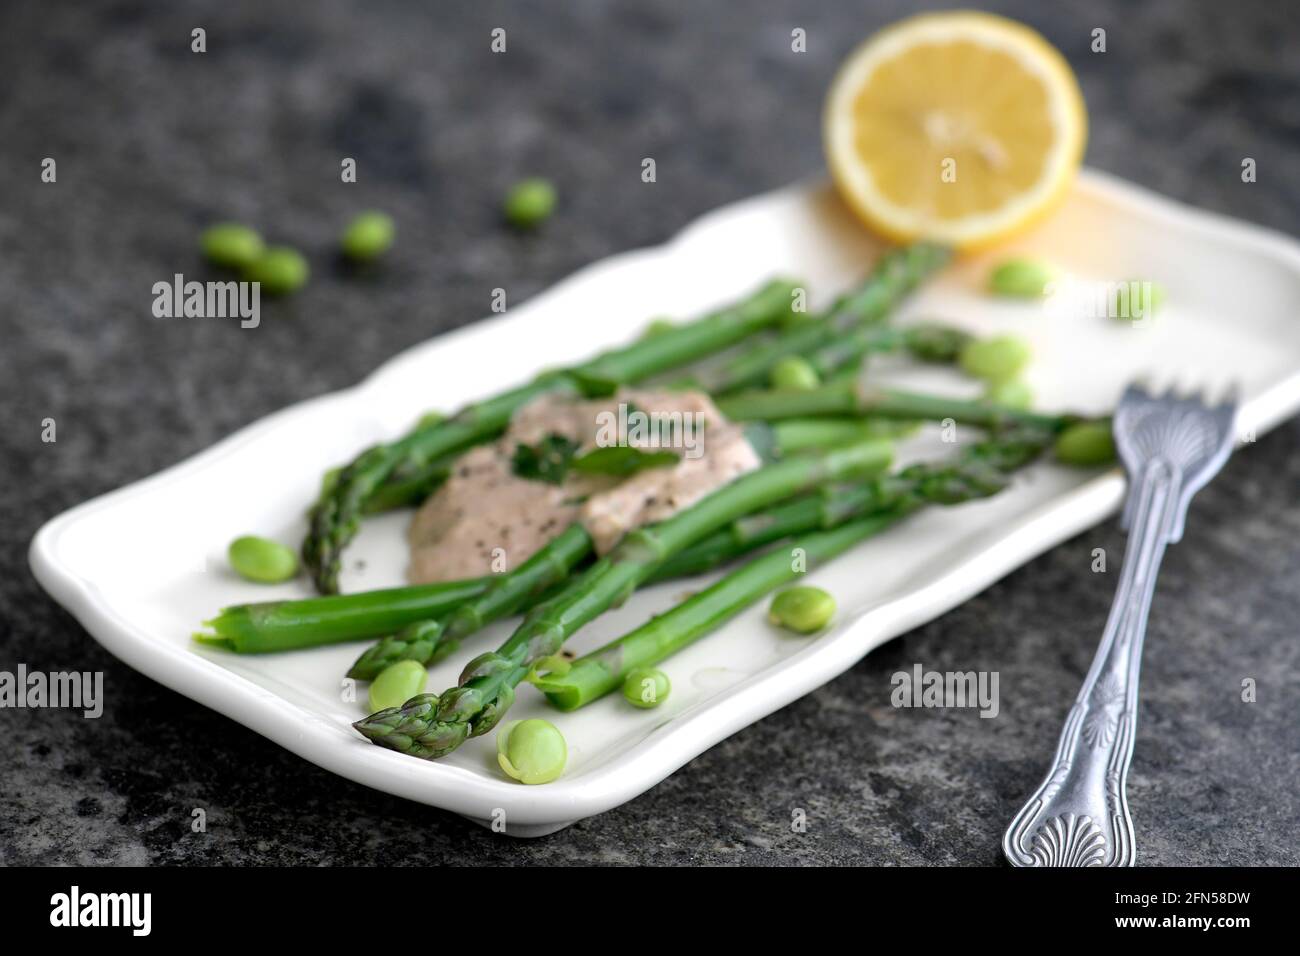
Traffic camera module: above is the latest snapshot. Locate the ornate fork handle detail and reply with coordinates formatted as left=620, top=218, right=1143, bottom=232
left=1003, top=457, right=1179, bottom=867
left=1004, top=384, right=1236, bottom=866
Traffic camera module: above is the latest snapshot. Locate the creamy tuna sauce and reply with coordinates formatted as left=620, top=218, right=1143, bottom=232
left=407, top=389, right=761, bottom=583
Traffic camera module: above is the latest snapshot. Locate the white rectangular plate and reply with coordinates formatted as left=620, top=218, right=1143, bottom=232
left=31, top=171, right=1300, bottom=836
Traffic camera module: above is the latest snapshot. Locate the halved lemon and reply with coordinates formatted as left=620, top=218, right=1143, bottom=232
left=824, top=12, right=1087, bottom=251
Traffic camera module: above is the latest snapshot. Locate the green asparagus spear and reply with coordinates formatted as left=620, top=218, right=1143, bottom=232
left=652, top=421, right=1064, bottom=578
left=340, top=244, right=951, bottom=530
left=303, top=278, right=801, bottom=594
left=315, top=416, right=455, bottom=516
left=899, top=323, right=979, bottom=364
left=347, top=266, right=952, bottom=524
left=539, top=513, right=909, bottom=710
left=536, top=426, right=1058, bottom=709
left=672, top=243, right=950, bottom=394
left=803, top=321, right=973, bottom=380
left=361, top=417, right=911, bottom=523
left=352, top=436, right=894, bottom=758
left=194, top=577, right=489, bottom=653
left=347, top=524, right=594, bottom=680
left=771, top=417, right=922, bottom=450
left=344, top=417, right=912, bottom=680
left=361, top=458, right=455, bottom=513
left=304, top=377, right=571, bottom=595
left=345, top=400, right=993, bottom=680
left=646, top=484, right=883, bottom=581
left=717, top=379, right=1070, bottom=433
left=199, top=423, right=1056, bottom=662
left=208, top=415, right=1049, bottom=661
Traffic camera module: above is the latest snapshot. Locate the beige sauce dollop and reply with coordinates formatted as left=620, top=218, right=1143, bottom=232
left=407, top=389, right=761, bottom=583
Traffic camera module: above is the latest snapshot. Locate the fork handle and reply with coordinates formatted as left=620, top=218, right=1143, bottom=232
left=1003, top=458, right=1180, bottom=867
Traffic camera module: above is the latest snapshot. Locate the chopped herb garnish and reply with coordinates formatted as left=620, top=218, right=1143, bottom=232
left=572, top=446, right=679, bottom=477
left=512, top=433, right=580, bottom=485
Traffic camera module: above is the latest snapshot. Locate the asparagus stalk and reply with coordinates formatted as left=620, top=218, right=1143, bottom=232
left=213, top=406, right=997, bottom=664
left=196, top=416, right=1052, bottom=660
left=646, top=486, right=872, bottom=581
left=304, top=378, right=571, bottom=595
left=349, top=455, right=457, bottom=514
left=330, top=243, right=951, bottom=530
left=303, top=278, right=801, bottom=593
left=771, top=417, right=922, bottom=450
left=352, top=436, right=895, bottom=758
left=671, top=243, right=950, bottom=394
left=898, top=323, right=979, bottom=364
left=347, top=259, right=954, bottom=521
left=344, top=417, right=914, bottom=680
left=717, top=379, right=1070, bottom=433
left=536, top=426, right=1058, bottom=709
left=539, top=513, right=909, bottom=710
left=194, top=577, right=490, bottom=653
left=803, top=321, right=973, bottom=380
left=346, top=407, right=988, bottom=677
left=347, top=524, right=594, bottom=679
left=652, top=422, right=1064, bottom=579
left=352, top=414, right=910, bottom=520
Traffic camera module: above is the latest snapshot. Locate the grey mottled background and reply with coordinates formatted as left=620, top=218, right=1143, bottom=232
left=1, top=0, right=1297, bottom=865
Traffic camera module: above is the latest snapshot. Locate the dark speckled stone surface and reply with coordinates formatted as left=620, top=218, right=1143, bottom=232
left=1, top=0, right=1297, bottom=865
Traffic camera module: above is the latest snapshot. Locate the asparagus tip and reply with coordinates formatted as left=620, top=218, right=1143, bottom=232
left=352, top=713, right=401, bottom=745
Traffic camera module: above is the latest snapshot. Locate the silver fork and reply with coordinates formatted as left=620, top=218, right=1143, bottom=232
left=1002, top=383, right=1238, bottom=867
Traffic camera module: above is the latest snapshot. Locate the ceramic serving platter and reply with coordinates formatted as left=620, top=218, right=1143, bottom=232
left=30, top=170, right=1300, bottom=835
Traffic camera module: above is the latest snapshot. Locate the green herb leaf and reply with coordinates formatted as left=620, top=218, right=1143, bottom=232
left=512, top=434, right=580, bottom=485
left=572, top=446, right=679, bottom=477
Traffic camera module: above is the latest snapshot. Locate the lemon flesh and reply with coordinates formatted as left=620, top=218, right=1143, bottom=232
left=825, top=12, right=1087, bottom=250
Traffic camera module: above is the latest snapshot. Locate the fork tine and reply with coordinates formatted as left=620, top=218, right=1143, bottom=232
left=1159, top=375, right=1185, bottom=401
left=1170, top=375, right=1197, bottom=402
left=1122, top=381, right=1151, bottom=404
